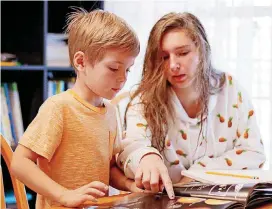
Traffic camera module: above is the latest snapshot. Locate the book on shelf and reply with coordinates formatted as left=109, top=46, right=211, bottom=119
left=8, top=82, right=24, bottom=144
left=1, top=84, right=14, bottom=146
left=0, top=61, right=19, bottom=66
left=3, top=83, right=17, bottom=143
left=1, top=53, right=20, bottom=66
left=1, top=82, right=24, bottom=147
left=47, top=78, right=75, bottom=97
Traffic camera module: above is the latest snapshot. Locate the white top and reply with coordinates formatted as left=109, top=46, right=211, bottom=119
left=117, top=74, right=266, bottom=183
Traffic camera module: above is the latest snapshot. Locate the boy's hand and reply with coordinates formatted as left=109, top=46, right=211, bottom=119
left=135, top=154, right=175, bottom=199
left=59, top=181, right=108, bottom=207
left=125, top=179, right=144, bottom=193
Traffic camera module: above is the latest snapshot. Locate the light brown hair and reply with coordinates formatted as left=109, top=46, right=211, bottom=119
left=125, top=12, right=225, bottom=152
left=65, top=8, right=140, bottom=69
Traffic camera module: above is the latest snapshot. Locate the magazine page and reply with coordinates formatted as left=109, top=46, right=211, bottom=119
left=82, top=193, right=243, bottom=209
left=246, top=182, right=272, bottom=208
left=171, top=183, right=256, bottom=202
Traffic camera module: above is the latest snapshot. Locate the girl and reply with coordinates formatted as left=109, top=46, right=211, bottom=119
left=117, top=12, right=266, bottom=199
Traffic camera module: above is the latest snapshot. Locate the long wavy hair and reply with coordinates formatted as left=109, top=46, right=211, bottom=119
left=125, top=12, right=225, bottom=152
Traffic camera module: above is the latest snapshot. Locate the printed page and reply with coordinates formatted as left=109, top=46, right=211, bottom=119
left=181, top=170, right=272, bottom=184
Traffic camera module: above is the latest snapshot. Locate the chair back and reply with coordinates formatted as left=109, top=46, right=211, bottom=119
left=1, top=135, right=29, bottom=209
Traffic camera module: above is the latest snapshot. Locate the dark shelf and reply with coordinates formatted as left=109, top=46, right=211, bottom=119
left=47, top=66, right=74, bottom=71
left=48, top=1, right=104, bottom=33
left=1, top=66, right=76, bottom=72
left=1, top=66, right=45, bottom=71
left=1, top=2, right=104, bottom=208
left=1, top=1, right=44, bottom=65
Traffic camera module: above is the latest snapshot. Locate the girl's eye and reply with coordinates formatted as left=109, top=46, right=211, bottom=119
left=126, top=69, right=131, bottom=73
left=177, top=51, right=189, bottom=56
left=109, top=67, right=118, bottom=72
left=163, top=55, right=169, bottom=60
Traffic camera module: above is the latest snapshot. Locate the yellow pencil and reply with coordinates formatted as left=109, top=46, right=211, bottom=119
left=205, top=171, right=259, bottom=179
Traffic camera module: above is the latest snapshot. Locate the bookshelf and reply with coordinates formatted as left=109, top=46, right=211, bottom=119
left=1, top=1, right=104, bottom=208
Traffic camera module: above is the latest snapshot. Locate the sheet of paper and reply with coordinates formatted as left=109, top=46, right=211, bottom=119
left=181, top=170, right=272, bottom=184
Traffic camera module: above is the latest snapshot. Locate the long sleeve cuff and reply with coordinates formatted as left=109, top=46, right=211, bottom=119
left=123, top=147, right=163, bottom=179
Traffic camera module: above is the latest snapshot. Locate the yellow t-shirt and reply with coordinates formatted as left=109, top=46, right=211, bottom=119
left=19, top=89, right=121, bottom=209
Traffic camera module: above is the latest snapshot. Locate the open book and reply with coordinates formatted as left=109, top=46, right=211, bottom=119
left=82, top=182, right=271, bottom=209
left=82, top=182, right=272, bottom=209
left=82, top=192, right=244, bottom=209
left=170, top=181, right=272, bottom=209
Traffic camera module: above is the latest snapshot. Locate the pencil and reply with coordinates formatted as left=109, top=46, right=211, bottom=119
left=205, top=171, right=259, bottom=179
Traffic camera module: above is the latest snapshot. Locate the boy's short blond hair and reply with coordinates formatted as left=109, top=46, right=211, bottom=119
left=65, top=8, right=140, bottom=68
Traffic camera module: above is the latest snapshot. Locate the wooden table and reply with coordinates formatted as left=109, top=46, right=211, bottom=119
left=50, top=193, right=272, bottom=209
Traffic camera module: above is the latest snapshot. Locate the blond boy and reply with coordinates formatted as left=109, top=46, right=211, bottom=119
left=11, top=8, right=140, bottom=209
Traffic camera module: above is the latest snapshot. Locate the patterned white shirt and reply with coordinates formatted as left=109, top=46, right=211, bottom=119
left=117, top=74, right=266, bottom=183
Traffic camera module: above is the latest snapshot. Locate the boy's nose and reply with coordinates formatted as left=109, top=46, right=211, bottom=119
left=117, top=72, right=127, bottom=83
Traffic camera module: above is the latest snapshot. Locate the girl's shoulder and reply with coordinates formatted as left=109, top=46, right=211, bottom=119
left=218, top=73, right=248, bottom=97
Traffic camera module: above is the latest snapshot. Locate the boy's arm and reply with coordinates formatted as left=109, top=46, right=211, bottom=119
left=109, top=157, right=143, bottom=193
left=11, top=98, right=107, bottom=207
left=11, top=144, right=66, bottom=202
left=11, top=144, right=108, bottom=207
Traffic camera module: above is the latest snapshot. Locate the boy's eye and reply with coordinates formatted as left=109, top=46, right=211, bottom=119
left=126, top=68, right=131, bottom=73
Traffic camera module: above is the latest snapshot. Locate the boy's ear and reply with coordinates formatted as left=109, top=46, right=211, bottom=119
left=73, top=51, right=87, bottom=72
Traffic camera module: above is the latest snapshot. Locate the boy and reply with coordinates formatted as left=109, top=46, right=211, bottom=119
left=11, top=8, right=140, bottom=209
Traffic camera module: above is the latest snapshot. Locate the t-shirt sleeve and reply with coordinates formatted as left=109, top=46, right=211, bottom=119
left=18, top=98, right=63, bottom=161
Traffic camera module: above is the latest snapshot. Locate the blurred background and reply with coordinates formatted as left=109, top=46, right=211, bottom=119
left=1, top=0, right=271, bottom=208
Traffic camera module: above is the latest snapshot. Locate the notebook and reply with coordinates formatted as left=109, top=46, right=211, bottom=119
left=181, top=169, right=272, bottom=184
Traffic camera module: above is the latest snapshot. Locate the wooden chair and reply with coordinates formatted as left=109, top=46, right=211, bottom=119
left=1, top=134, right=29, bottom=209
